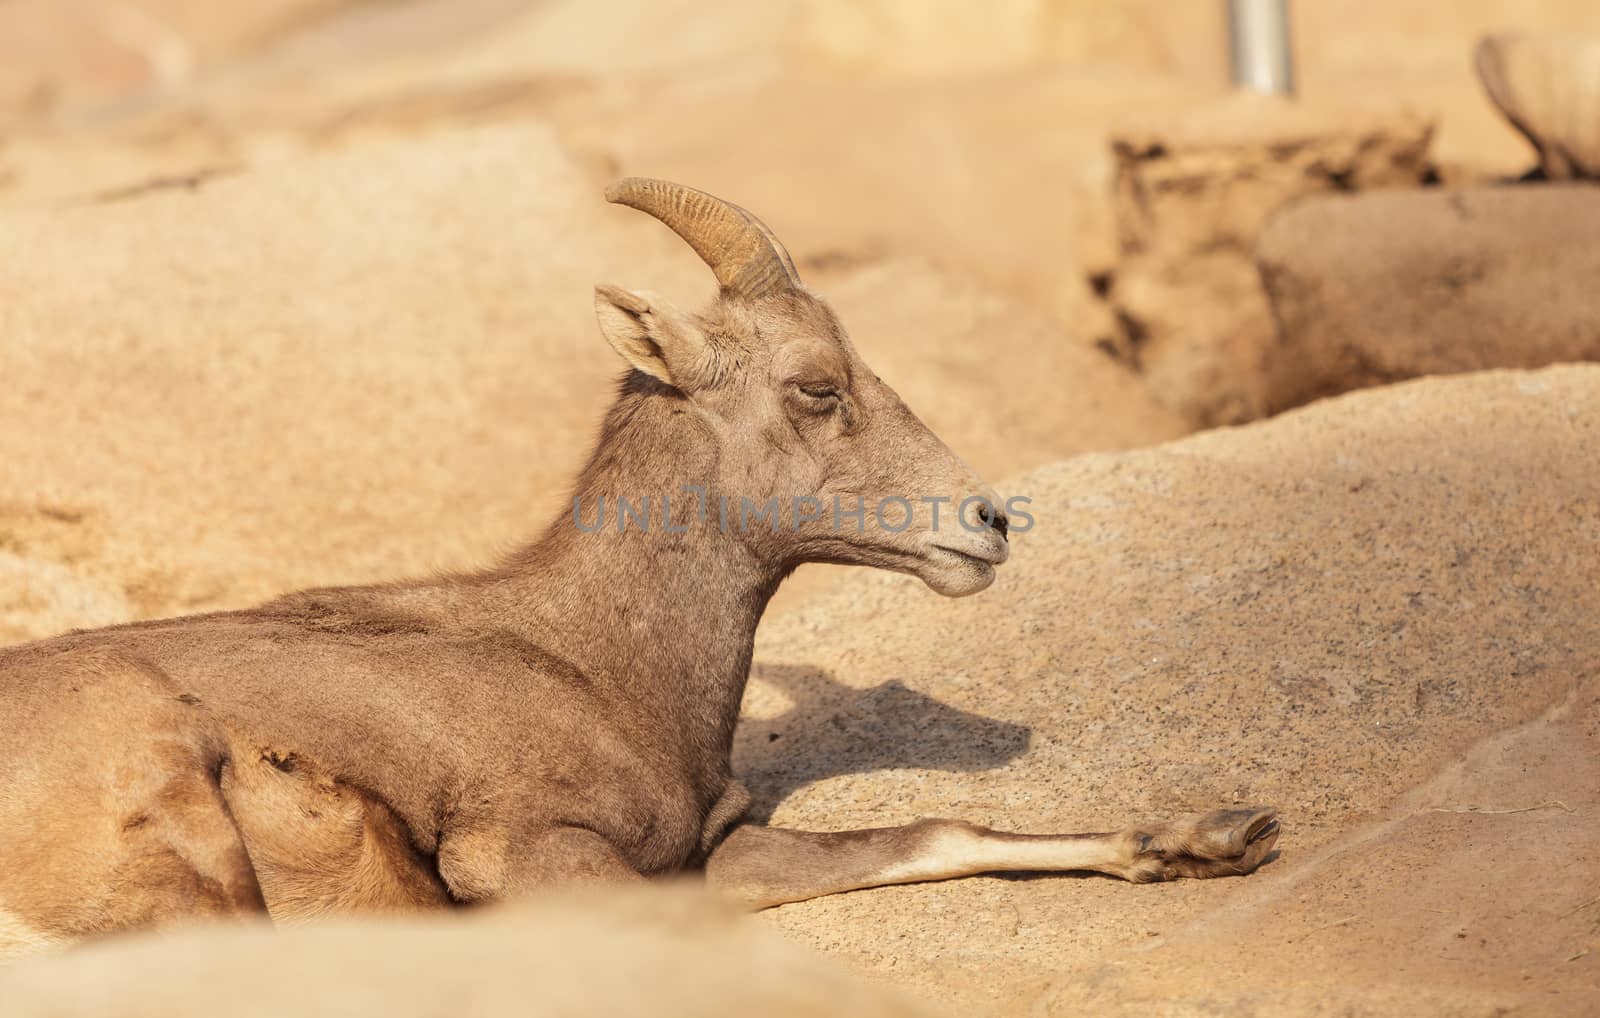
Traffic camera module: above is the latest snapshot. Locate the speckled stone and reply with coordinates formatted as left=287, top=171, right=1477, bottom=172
left=1259, top=185, right=1600, bottom=412
left=744, top=366, right=1600, bottom=1015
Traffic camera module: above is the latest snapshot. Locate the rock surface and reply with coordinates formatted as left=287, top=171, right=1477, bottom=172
left=0, top=124, right=667, bottom=643
left=1258, top=184, right=1600, bottom=411
left=1086, top=96, right=1435, bottom=427
left=0, top=887, right=933, bottom=1017
left=0, top=125, right=1172, bottom=643
left=742, top=366, right=1600, bottom=1014
left=1477, top=31, right=1600, bottom=180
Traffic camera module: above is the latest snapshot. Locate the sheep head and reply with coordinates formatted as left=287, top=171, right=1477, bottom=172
left=593, top=178, right=1011, bottom=597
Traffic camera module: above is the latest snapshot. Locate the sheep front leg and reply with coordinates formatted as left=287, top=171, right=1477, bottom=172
left=439, top=824, right=644, bottom=903
left=704, top=808, right=1280, bottom=910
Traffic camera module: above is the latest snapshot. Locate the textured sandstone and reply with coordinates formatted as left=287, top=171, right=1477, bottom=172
left=1088, top=96, right=1435, bottom=426
left=1258, top=184, right=1600, bottom=411
left=0, top=124, right=693, bottom=642
left=0, top=887, right=933, bottom=1017
left=744, top=366, right=1600, bottom=1014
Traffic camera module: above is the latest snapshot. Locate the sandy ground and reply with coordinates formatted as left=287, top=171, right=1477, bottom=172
left=3, top=2, right=1600, bottom=1014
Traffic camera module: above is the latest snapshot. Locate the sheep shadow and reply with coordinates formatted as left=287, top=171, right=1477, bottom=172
left=732, top=662, right=1032, bottom=822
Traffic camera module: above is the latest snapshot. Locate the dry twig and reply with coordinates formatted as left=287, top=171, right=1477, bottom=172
left=1430, top=800, right=1575, bottom=816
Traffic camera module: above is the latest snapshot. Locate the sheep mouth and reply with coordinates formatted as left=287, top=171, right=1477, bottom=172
left=930, top=543, right=1008, bottom=568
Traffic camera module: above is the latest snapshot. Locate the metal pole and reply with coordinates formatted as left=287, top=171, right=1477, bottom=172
left=1228, top=0, right=1294, bottom=95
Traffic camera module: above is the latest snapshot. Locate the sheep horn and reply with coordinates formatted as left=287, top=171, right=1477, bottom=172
left=605, top=178, right=801, bottom=299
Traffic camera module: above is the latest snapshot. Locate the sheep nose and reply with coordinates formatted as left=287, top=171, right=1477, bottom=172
left=972, top=500, right=1009, bottom=540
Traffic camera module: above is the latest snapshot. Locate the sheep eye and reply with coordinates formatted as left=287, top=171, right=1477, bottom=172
left=797, top=382, right=840, bottom=401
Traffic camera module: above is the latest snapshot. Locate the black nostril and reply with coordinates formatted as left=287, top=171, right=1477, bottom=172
left=976, top=502, right=1008, bottom=540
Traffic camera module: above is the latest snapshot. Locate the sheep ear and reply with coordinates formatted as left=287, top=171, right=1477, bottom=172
left=593, top=284, right=708, bottom=389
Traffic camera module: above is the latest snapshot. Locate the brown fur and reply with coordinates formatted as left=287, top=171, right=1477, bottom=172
left=0, top=184, right=1276, bottom=954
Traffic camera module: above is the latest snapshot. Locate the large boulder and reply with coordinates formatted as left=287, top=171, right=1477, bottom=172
left=1257, top=184, right=1600, bottom=412
left=769, top=256, right=1184, bottom=612
left=1085, top=96, right=1435, bottom=427
left=0, top=124, right=697, bottom=644
left=741, top=366, right=1600, bottom=1014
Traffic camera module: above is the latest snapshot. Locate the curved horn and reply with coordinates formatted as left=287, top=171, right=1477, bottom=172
left=605, top=177, right=801, bottom=299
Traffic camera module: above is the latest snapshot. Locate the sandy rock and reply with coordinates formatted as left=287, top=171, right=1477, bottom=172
left=765, top=257, right=1184, bottom=613
left=192, top=65, right=1212, bottom=335
left=1477, top=32, right=1600, bottom=180
left=1258, top=184, right=1600, bottom=412
left=820, top=258, right=1185, bottom=483
left=0, top=0, right=371, bottom=120
left=0, top=125, right=1174, bottom=643
left=0, top=3, right=162, bottom=118
left=742, top=366, right=1600, bottom=1013
left=0, top=886, right=936, bottom=1017
left=1090, top=95, right=1434, bottom=426
left=998, top=679, right=1600, bottom=1015
left=0, top=123, right=705, bottom=643
left=5, top=3, right=1223, bottom=349
left=555, top=64, right=1214, bottom=334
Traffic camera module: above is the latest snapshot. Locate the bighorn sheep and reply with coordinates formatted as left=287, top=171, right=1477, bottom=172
left=0, top=180, right=1278, bottom=956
